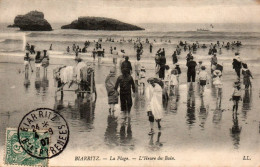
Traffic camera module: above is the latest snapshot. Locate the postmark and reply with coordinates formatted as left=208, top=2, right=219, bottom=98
left=4, top=128, right=48, bottom=166
left=18, top=108, right=69, bottom=159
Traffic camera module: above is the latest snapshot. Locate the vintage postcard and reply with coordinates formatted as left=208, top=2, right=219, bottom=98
left=0, top=0, right=260, bottom=166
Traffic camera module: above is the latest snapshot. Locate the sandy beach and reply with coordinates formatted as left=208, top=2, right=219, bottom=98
left=1, top=43, right=260, bottom=165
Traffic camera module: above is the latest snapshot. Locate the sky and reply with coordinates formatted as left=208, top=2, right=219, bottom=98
left=0, top=0, right=260, bottom=24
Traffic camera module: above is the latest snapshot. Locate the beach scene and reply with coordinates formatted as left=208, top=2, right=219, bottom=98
left=0, top=0, right=260, bottom=166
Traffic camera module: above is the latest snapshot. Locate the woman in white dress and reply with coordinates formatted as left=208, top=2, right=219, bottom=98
left=146, top=78, right=164, bottom=135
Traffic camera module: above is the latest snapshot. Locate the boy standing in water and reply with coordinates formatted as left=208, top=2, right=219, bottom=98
left=115, top=69, right=136, bottom=114
left=231, top=82, right=242, bottom=112
left=198, top=66, right=209, bottom=96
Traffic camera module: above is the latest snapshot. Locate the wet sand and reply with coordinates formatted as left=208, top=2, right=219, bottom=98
left=0, top=53, right=260, bottom=166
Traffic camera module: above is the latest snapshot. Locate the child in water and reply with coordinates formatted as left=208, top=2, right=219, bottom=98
left=146, top=78, right=164, bottom=135
left=198, top=66, right=209, bottom=96
left=212, top=70, right=223, bottom=98
left=231, top=81, right=242, bottom=112
left=174, top=63, right=181, bottom=83
left=196, top=61, right=203, bottom=82
left=105, top=67, right=119, bottom=113
left=169, top=69, right=178, bottom=96
left=138, top=66, right=146, bottom=94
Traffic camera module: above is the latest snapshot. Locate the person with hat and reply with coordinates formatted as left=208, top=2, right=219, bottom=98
left=174, top=63, right=181, bottom=83
left=158, top=53, right=166, bottom=79
left=121, top=56, right=132, bottom=74
left=213, top=69, right=223, bottom=98
left=24, top=52, right=31, bottom=71
left=231, top=81, right=242, bottom=112
left=232, top=53, right=242, bottom=80
left=211, top=54, right=218, bottom=74
left=172, top=51, right=178, bottom=64
left=41, top=50, right=49, bottom=69
left=146, top=78, right=164, bottom=135
left=97, top=46, right=104, bottom=64
left=139, top=66, right=146, bottom=94
left=35, top=51, right=42, bottom=72
left=112, top=47, right=118, bottom=66
left=186, top=51, right=192, bottom=62
left=105, top=67, right=119, bottom=113
left=186, top=56, right=197, bottom=90
left=241, top=63, right=253, bottom=89
left=118, top=49, right=125, bottom=69
left=115, top=68, right=135, bottom=113
left=196, top=60, right=203, bottom=80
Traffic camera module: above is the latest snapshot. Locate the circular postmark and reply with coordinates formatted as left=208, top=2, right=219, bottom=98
left=18, top=108, right=69, bottom=159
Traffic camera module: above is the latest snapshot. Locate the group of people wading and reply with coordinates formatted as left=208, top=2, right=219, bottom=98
left=23, top=39, right=253, bottom=137
left=105, top=39, right=253, bottom=136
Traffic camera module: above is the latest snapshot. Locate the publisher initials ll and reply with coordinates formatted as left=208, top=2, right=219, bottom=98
left=243, top=156, right=251, bottom=160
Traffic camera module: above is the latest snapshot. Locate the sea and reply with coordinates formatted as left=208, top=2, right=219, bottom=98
left=1, top=22, right=260, bottom=63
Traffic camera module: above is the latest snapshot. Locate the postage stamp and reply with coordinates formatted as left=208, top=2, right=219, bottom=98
left=4, top=128, right=48, bottom=166
left=18, top=108, right=69, bottom=159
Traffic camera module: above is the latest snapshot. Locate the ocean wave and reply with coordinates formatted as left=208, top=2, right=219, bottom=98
left=26, top=31, right=260, bottom=42
left=0, top=39, right=23, bottom=44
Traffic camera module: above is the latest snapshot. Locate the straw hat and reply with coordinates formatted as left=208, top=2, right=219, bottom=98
left=213, top=70, right=222, bottom=76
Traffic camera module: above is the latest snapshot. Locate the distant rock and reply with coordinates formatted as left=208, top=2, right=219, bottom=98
left=61, top=17, right=144, bottom=31
left=9, top=11, right=52, bottom=31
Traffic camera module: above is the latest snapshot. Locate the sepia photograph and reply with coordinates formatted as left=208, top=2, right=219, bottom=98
left=0, top=0, right=260, bottom=166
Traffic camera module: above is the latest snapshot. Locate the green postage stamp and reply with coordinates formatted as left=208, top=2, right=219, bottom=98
left=4, top=128, right=49, bottom=166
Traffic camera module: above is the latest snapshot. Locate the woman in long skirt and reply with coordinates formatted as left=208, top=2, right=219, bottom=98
left=146, top=78, right=164, bottom=135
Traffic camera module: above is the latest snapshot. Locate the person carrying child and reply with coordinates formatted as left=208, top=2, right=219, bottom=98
left=241, top=63, right=253, bottom=89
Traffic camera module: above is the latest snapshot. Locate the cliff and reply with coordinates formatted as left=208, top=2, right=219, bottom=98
left=9, top=11, right=52, bottom=31
left=61, top=17, right=144, bottom=31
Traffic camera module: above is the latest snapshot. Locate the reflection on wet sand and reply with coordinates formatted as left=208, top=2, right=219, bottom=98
left=148, top=132, right=163, bottom=151
left=186, top=90, right=196, bottom=129
left=213, top=97, right=223, bottom=125
left=198, top=97, right=208, bottom=129
left=133, top=92, right=146, bottom=112
left=54, top=95, right=96, bottom=129
left=35, top=70, right=41, bottom=93
left=119, top=116, right=134, bottom=150
left=23, top=70, right=30, bottom=91
left=41, top=69, right=49, bottom=92
left=35, top=68, right=49, bottom=94
left=104, top=113, right=119, bottom=148
left=230, top=110, right=242, bottom=149
left=242, top=89, right=252, bottom=119
left=166, top=86, right=180, bottom=114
